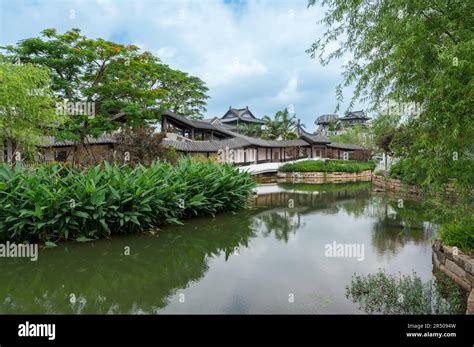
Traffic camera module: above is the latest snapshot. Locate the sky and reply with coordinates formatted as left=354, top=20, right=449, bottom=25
left=0, top=0, right=365, bottom=132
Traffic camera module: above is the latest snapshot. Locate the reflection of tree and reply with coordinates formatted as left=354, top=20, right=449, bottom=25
left=370, top=197, right=435, bottom=257
left=253, top=183, right=372, bottom=242
left=253, top=184, right=372, bottom=216
left=254, top=210, right=301, bottom=242
left=337, top=190, right=371, bottom=218
left=0, top=182, right=437, bottom=314
left=0, top=215, right=257, bottom=314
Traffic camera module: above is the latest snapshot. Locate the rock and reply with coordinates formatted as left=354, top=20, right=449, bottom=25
left=467, top=290, right=474, bottom=315
left=432, top=252, right=440, bottom=269
left=464, top=258, right=474, bottom=276
left=433, top=239, right=443, bottom=252
left=466, top=271, right=474, bottom=288
left=446, top=259, right=466, bottom=280
left=443, top=245, right=454, bottom=261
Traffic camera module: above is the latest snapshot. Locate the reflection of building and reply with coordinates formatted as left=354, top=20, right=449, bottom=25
left=161, top=111, right=370, bottom=164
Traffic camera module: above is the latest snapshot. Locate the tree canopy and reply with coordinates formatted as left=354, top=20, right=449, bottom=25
left=262, top=108, right=299, bottom=140
left=1, top=28, right=209, bottom=147
left=0, top=62, right=62, bottom=162
left=308, top=0, right=474, bottom=194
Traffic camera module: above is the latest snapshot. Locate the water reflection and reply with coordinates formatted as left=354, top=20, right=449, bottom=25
left=0, top=182, right=437, bottom=314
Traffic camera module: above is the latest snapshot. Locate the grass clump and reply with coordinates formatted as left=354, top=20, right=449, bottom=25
left=438, top=216, right=474, bottom=254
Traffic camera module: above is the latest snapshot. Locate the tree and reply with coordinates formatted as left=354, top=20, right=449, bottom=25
left=158, top=69, right=209, bottom=120
left=277, top=108, right=298, bottom=140
left=1, top=28, right=209, bottom=165
left=0, top=62, right=63, bottom=165
left=308, top=0, right=474, bottom=195
left=329, top=124, right=372, bottom=149
left=261, top=115, right=282, bottom=140
left=370, top=113, right=401, bottom=170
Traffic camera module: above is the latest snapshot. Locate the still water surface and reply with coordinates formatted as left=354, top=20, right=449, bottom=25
left=0, top=182, right=436, bottom=314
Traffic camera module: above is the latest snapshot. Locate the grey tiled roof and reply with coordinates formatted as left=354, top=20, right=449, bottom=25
left=38, top=135, right=116, bottom=147
left=340, top=110, right=370, bottom=120
left=327, top=142, right=366, bottom=150
left=161, top=139, right=222, bottom=152
left=299, top=130, right=331, bottom=144
left=163, top=111, right=217, bottom=131
left=220, top=117, right=265, bottom=124
left=222, top=107, right=265, bottom=123
left=162, top=131, right=309, bottom=152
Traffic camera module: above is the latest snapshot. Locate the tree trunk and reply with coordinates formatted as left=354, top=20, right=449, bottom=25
left=6, top=138, right=18, bottom=167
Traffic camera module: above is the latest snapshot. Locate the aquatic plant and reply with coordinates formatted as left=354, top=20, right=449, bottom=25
left=346, top=270, right=465, bottom=314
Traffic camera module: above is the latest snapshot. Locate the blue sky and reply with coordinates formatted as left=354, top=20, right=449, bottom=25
left=0, top=0, right=364, bottom=131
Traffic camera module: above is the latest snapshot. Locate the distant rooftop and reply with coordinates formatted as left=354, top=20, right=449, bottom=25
left=339, top=110, right=370, bottom=121
left=221, top=106, right=265, bottom=124
left=315, top=114, right=339, bottom=125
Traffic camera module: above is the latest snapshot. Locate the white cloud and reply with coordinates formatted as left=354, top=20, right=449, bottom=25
left=204, top=58, right=268, bottom=88
left=0, top=0, right=366, bottom=127
left=156, top=47, right=178, bottom=61
left=273, top=75, right=300, bottom=104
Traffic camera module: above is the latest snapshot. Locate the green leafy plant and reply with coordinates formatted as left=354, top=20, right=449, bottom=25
left=0, top=159, right=256, bottom=244
left=438, top=217, right=474, bottom=254
left=279, top=159, right=376, bottom=173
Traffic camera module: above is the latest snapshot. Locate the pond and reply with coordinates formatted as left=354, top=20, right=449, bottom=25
left=0, top=182, right=438, bottom=314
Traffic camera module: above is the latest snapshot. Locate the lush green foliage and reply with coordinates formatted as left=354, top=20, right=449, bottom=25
left=279, top=160, right=376, bottom=173
left=0, top=63, right=63, bottom=161
left=389, top=158, right=426, bottom=186
left=262, top=108, right=299, bottom=140
left=308, top=0, right=474, bottom=250
left=329, top=124, right=372, bottom=149
left=1, top=28, right=209, bottom=165
left=346, top=270, right=466, bottom=314
left=236, top=123, right=262, bottom=137
left=438, top=217, right=474, bottom=254
left=0, top=159, right=255, bottom=243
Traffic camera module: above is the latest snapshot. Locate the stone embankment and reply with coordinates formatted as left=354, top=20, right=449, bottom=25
left=276, top=170, right=373, bottom=184
left=433, top=240, right=474, bottom=314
